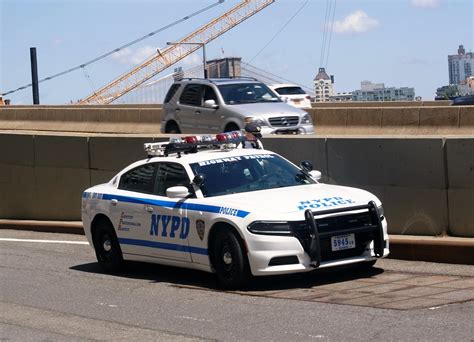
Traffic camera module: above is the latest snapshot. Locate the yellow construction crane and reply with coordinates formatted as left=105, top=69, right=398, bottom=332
left=79, top=0, right=274, bottom=105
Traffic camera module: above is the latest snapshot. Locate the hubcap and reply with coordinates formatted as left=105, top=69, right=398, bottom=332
left=223, top=251, right=232, bottom=265
left=103, top=238, right=112, bottom=252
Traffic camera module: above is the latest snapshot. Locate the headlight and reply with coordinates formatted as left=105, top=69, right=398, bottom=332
left=301, top=113, right=312, bottom=124
left=247, top=221, right=292, bottom=235
left=244, top=117, right=267, bottom=126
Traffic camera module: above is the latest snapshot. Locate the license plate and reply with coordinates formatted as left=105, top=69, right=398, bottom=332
left=331, top=234, right=355, bottom=251
left=292, top=99, right=301, bottom=104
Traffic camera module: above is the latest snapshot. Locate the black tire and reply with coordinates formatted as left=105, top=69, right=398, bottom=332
left=165, top=121, right=181, bottom=134
left=224, top=123, right=240, bottom=132
left=93, top=219, right=124, bottom=273
left=212, top=229, right=250, bottom=290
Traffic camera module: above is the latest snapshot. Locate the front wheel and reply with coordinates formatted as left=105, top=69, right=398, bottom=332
left=93, top=220, right=124, bottom=273
left=212, top=229, right=250, bottom=290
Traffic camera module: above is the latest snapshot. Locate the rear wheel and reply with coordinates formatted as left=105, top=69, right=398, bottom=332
left=224, top=123, right=240, bottom=132
left=212, top=229, right=250, bottom=290
left=165, top=121, right=181, bottom=134
left=93, top=219, right=124, bottom=273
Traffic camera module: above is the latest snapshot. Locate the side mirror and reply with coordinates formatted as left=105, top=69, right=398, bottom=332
left=309, top=170, right=322, bottom=181
left=192, top=174, right=205, bottom=187
left=204, top=99, right=218, bottom=109
left=166, top=186, right=190, bottom=198
left=300, top=160, right=313, bottom=172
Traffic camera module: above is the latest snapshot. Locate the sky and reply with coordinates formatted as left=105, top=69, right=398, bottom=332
left=1, top=0, right=473, bottom=104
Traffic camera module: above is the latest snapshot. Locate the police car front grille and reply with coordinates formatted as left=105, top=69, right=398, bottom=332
left=268, top=116, right=300, bottom=127
left=290, top=211, right=377, bottom=261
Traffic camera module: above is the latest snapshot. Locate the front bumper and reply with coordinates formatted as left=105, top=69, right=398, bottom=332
left=261, top=123, right=315, bottom=135
left=246, top=201, right=389, bottom=276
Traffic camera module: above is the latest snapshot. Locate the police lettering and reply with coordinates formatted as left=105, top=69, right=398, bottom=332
left=219, top=207, right=239, bottom=216
left=297, top=197, right=355, bottom=210
left=149, top=214, right=190, bottom=239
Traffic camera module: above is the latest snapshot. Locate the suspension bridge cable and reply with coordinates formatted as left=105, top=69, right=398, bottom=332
left=319, top=0, right=331, bottom=67
left=247, top=0, right=309, bottom=64
left=324, top=0, right=336, bottom=68
left=1, top=0, right=224, bottom=97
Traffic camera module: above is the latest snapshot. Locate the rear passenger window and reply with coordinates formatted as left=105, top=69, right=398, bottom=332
left=164, top=84, right=181, bottom=103
left=154, top=163, right=192, bottom=197
left=179, top=84, right=202, bottom=106
left=118, top=163, right=157, bottom=194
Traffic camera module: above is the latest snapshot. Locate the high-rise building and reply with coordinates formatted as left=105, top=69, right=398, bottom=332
left=352, top=81, right=415, bottom=101
left=206, top=57, right=241, bottom=78
left=313, top=67, right=334, bottom=102
left=448, top=45, right=473, bottom=85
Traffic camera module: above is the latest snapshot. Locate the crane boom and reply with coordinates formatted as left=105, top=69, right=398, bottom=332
left=80, top=0, right=274, bottom=105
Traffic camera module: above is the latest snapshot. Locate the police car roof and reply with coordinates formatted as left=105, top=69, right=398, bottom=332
left=146, top=146, right=275, bottom=165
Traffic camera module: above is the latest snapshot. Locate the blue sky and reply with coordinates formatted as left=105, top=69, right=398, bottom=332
left=1, top=0, right=473, bottom=104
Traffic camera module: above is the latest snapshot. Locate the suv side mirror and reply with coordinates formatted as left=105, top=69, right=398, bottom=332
left=204, top=99, right=218, bottom=109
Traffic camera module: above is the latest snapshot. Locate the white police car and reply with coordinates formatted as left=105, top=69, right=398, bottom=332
left=81, top=132, right=389, bottom=289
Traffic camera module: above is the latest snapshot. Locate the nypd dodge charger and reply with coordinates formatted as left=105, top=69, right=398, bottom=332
left=81, top=132, right=389, bottom=289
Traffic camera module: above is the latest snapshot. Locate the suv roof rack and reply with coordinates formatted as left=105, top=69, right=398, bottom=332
left=177, top=76, right=260, bottom=83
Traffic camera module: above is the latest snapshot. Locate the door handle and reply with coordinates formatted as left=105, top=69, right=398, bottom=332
left=111, top=199, right=118, bottom=206
left=145, top=206, right=154, bottom=213
left=195, top=110, right=201, bottom=115
left=175, top=108, right=180, bottom=112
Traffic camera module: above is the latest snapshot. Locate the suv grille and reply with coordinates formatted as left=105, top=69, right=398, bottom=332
left=269, top=116, right=299, bottom=127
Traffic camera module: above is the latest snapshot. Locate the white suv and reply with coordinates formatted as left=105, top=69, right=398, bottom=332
left=268, top=83, right=312, bottom=109
left=161, top=78, right=314, bottom=135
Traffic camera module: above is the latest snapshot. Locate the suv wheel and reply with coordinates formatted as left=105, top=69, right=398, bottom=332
left=165, top=122, right=181, bottom=134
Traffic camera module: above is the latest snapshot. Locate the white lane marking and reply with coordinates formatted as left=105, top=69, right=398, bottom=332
left=0, top=238, right=89, bottom=245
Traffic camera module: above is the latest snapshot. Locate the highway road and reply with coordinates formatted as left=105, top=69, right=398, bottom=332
left=1, top=229, right=473, bottom=341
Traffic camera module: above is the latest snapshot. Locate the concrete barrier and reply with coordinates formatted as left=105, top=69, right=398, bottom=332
left=2, top=105, right=474, bottom=135
left=311, top=101, right=450, bottom=107
left=0, top=132, right=472, bottom=237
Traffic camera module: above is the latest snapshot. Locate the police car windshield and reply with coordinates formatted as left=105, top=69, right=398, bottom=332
left=190, top=154, right=316, bottom=197
left=218, top=83, right=281, bottom=105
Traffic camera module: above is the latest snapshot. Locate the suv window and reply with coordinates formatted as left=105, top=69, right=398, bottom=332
left=217, top=83, right=280, bottom=105
left=203, top=85, right=218, bottom=103
left=274, top=86, right=306, bottom=95
left=119, top=163, right=157, bottom=194
left=155, top=163, right=192, bottom=197
left=164, top=84, right=181, bottom=103
left=179, top=84, right=202, bottom=106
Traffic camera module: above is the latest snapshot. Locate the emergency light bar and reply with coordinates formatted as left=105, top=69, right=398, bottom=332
left=144, top=131, right=246, bottom=157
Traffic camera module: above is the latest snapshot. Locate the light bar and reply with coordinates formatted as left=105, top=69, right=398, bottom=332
left=144, top=130, right=247, bottom=157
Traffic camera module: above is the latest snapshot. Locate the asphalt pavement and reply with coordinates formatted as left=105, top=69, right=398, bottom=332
left=1, top=229, right=473, bottom=341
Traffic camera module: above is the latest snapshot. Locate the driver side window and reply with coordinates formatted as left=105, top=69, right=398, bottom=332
left=154, top=163, right=193, bottom=197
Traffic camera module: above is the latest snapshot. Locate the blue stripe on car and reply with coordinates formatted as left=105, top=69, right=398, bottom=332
left=118, top=238, right=208, bottom=256
left=95, top=193, right=249, bottom=218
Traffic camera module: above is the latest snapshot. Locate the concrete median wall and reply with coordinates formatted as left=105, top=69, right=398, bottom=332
left=0, top=132, right=472, bottom=237
left=1, top=105, right=473, bottom=135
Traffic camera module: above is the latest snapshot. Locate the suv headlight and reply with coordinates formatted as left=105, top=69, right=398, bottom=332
left=247, top=221, right=292, bottom=235
left=301, top=113, right=312, bottom=124
left=244, top=117, right=267, bottom=126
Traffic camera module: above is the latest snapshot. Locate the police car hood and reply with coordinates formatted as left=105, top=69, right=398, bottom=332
left=229, top=102, right=306, bottom=118
left=215, top=183, right=380, bottom=221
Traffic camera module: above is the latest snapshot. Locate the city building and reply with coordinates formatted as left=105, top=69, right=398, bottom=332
left=352, top=81, right=415, bottom=101
left=206, top=57, right=242, bottom=78
left=329, top=92, right=353, bottom=102
left=448, top=45, right=473, bottom=85
left=313, top=67, right=335, bottom=102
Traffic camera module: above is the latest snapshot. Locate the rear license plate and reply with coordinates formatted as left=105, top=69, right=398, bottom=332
left=331, top=234, right=355, bottom=251
left=292, top=99, right=301, bottom=104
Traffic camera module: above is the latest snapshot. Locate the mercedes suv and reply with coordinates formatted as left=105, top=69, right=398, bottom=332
left=161, top=78, right=315, bottom=135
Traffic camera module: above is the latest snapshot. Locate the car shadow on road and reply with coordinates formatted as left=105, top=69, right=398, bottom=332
left=70, top=261, right=384, bottom=292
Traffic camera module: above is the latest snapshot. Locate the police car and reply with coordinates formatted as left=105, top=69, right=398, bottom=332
left=81, top=132, right=389, bottom=289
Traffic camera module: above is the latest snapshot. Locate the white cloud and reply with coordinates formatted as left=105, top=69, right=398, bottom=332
left=111, top=46, right=157, bottom=65
left=332, top=10, right=379, bottom=34
left=410, top=0, right=440, bottom=8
